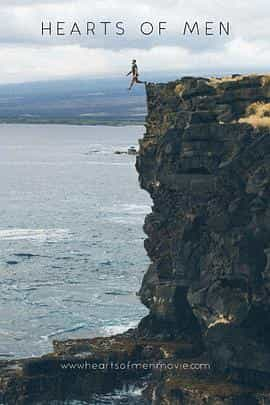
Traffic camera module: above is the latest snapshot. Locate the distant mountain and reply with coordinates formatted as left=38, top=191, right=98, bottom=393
left=0, top=77, right=149, bottom=125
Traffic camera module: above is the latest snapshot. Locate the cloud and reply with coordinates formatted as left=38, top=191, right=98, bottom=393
left=1, top=38, right=269, bottom=84
left=1, top=0, right=69, bottom=4
left=0, top=0, right=269, bottom=83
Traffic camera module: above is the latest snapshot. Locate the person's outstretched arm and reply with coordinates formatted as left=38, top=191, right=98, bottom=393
left=126, top=70, right=132, bottom=76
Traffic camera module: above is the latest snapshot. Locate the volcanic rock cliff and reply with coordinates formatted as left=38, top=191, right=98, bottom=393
left=136, top=75, right=270, bottom=386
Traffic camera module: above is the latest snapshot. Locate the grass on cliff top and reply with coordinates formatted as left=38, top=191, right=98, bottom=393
left=174, top=74, right=270, bottom=96
left=209, top=74, right=270, bottom=88
left=209, top=75, right=245, bottom=87
left=261, top=75, right=270, bottom=87
left=175, top=83, right=185, bottom=96
left=239, top=101, right=270, bottom=128
left=175, top=75, right=253, bottom=95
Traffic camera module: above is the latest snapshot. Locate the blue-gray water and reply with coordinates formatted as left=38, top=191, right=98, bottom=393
left=0, top=124, right=150, bottom=359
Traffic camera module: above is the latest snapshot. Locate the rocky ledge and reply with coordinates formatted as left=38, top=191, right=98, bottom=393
left=1, top=74, right=270, bottom=404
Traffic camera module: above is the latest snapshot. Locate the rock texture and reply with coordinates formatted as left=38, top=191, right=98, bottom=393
left=136, top=74, right=270, bottom=387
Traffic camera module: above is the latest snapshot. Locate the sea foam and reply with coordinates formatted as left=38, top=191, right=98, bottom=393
left=0, top=228, right=72, bottom=241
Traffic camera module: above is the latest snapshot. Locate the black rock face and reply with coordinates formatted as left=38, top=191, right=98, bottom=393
left=136, top=75, right=270, bottom=385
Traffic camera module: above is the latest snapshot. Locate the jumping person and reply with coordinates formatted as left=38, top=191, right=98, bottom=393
left=126, top=59, right=145, bottom=91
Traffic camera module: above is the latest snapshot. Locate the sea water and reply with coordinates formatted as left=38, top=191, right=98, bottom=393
left=0, top=124, right=150, bottom=359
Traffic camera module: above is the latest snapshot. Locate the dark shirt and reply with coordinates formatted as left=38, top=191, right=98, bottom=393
left=132, top=64, right=138, bottom=76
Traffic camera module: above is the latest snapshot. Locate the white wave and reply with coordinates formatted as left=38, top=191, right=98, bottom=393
left=107, top=217, right=143, bottom=225
left=117, top=203, right=150, bottom=214
left=0, top=330, right=15, bottom=337
left=100, top=203, right=150, bottom=225
left=106, top=203, right=150, bottom=215
left=101, top=320, right=138, bottom=336
left=0, top=228, right=72, bottom=242
left=84, top=161, right=132, bottom=166
left=116, top=384, right=145, bottom=396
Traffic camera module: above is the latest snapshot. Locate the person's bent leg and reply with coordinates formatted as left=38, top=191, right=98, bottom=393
left=135, top=77, right=146, bottom=84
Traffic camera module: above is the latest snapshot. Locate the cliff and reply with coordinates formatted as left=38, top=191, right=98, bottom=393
left=1, top=74, right=270, bottom=404
left=136, top=74, right=270, bottom=387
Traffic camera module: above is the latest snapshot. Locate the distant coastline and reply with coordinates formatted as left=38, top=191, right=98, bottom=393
left=0, top=117, right=145, bottom=126
left=0, top=77, right=147, bottom=127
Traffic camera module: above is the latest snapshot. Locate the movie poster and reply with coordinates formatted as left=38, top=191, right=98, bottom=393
left=0, top=1, right=269, bottom=404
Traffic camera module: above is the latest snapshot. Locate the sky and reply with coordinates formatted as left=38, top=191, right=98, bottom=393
left=0, top=0, right=269, bottom=84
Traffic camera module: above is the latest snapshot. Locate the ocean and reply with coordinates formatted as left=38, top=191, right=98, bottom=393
left=0, top=124, right=150, bottom=359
